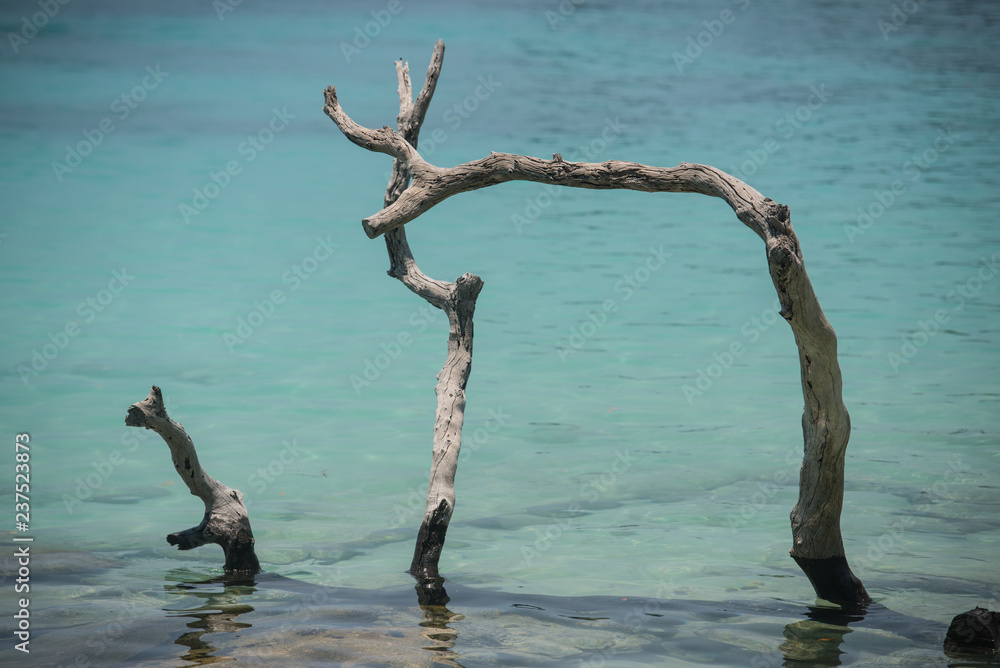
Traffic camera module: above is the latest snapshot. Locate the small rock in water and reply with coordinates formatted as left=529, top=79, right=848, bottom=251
left=944, top=607, right=1000, bottom=655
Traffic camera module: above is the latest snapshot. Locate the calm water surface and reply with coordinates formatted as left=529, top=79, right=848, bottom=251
left=0, top=1, right=998, bottom=665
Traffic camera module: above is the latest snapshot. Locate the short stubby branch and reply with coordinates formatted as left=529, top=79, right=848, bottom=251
left=125, top=386, right=260, bottom=573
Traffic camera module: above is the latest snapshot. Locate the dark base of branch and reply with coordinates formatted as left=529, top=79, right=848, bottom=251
left=414, top=577, right=451, bottom=607
left=167, top=519, right=260, bottom=574
left=944, top=607, right=1000, bottom=656
left=791, top=554, right=872, bottom=610
left=222, top=527, right=261, bottom=573
left=409, top=499, right=451, bottom=581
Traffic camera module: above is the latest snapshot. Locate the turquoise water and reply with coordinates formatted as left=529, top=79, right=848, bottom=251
left=1, top=0, right=998, bottom=665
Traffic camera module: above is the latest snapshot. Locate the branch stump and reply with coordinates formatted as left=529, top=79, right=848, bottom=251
left=125, top=386, right=260, bottom=573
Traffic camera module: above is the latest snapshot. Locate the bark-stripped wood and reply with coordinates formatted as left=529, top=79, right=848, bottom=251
left=324, top=44, right=870, bottom=608
left=378, top=41, right=484, bottom=583
left=125, top=385, right=260, bottom=573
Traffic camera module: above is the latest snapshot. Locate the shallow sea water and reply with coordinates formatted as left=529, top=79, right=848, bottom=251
left=0, top=0, right=998, bottom=665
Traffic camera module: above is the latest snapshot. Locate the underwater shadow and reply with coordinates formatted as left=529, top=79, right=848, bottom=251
left=161, top=569, right=468, bottom=666
left=778, top=602, right=950, bottom=667
left=156, top=569, right=974, bottom=666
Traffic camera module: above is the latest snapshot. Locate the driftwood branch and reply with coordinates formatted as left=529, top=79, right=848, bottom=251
left=377, top=41, right=484, bottom=584
left=324, top=86, right=768, bottom=242
left=325, top=44, right=869, bottom=608
left=125, top=386, right=260, bottom=573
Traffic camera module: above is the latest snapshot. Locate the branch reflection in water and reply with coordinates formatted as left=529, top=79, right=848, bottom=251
left=159, top=569, right=467, bottom=666
left=163, top=570, right=257, bottom=665
left=415, top=577, right=465, bottom=666
left=155, top=569, right=962, bottom=666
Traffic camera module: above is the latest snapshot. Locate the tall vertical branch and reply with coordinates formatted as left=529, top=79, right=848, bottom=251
left=378, top=40, right=484, bottom=583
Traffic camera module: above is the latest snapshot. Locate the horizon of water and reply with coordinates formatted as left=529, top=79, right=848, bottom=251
left=0, top=1, right=998, bottom=665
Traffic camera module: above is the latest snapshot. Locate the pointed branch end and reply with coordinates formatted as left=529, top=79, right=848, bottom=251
left=146, top=385, right=165, bottom=409
left=323, top=86, right=339, bottom=119
left=125, top=385, right=168, bottom=428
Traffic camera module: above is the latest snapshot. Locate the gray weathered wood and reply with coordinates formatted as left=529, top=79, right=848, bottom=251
left=325, top=44, right=869, bottom=608
left=379, top=41, right=484, bottom=583
left=125, top=385, right=260, bottom=573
